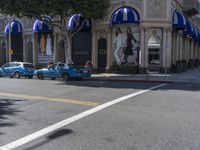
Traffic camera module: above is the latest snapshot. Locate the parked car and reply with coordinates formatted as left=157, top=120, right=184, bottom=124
left=34, top=62, right=91, bottom=80
left=0, top=62, right=35, bottom=78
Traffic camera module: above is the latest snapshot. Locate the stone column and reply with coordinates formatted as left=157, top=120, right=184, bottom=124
left=106, top=29, right=112, bottom=71
left=179, top=35, right=183, bottom=60
left=183, top=37, right=187, bottom=60
left=194, top=42, right=196, bottom=60
left=175, top=33, right=180, bottom=62
left=190, top=40, right=194, bottom=59
left=139, top=27, right=145, bottom=70
left=162, top=28, right=167, bottom=68
left=198, top=45, right=200, bottom=59
left=53, top=32, right=57, bottom=62
left=144, top=28, right=149, bottom=69
left=23, top=35, right=26, bottom=62
left=195, top=43, right=198, bottom=59
left=186, top=38, right=189, bottom=62
left=33, top=33, right=38, bottom=65
left=172, top=32, right=176, bottom=65
left=92, top=30, right=97, bottom=69
left=166, top=29, right=172, bottom=68
left=5, top=36, right=8, bottom=63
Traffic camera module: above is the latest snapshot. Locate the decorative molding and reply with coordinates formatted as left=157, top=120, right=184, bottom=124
left=146, top=0, right=167, bottom=19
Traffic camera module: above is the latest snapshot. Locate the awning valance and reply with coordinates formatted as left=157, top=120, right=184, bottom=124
left=33, top=16, right=53, bottom=33
left=192, top=26, right=200, bottom=42
left=183, top=20, right=194, bottom=37
left=5, top=20, right=23, bottom=36
left=67, top=14, right=91, bottom=32
left=172, top=10, right=187, bottom=30
left=110, top=6, right=140, bottom=27
left=192, top=26, right=199, bottom=40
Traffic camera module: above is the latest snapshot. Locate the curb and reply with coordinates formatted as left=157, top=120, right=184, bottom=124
left=86, top=78, right=174, bottom=84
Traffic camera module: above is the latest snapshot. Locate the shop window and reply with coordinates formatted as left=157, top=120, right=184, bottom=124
left=148, top=48, right=160, bottom=65
left=37, top=33, right=54, bottom=64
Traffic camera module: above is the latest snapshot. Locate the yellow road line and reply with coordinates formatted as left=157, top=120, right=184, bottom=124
left=0, top=92, right=99, bottom=107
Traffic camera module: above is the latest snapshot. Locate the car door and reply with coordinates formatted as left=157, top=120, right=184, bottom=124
left=53, top=63, right=65, bottom=77
left=9, top=63, right=21, bottom=76
left=2, top=63, right=11, bottom=76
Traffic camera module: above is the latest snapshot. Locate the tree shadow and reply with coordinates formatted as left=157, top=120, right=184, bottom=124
left=22, top=129, right=74, bottom=150
left=0, top=99, right=22, bottom=135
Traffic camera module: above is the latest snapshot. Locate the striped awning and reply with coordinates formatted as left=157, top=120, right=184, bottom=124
left=172, top=10, right=187, bottom=30
left=110, top=6, right=140, bottom=27
left=193, top=26, right=200, bottom=42
left=183, top=20, right=194, bottom=37
left=33, top=16, right=53, bottom=33
left=5, top=20, right=23, bottom=36
left=67, top=14, right=91, bottom=32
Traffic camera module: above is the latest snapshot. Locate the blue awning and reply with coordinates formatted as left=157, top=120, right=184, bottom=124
left=192, top=25, right=199, bottom=40
left=33, top=16, right=53, bottom=33
left=67, top=14, right=91, bottom=32
left=4, top=20, right=23, bottom=36
left=194, top=32, right=200, bottom=42
left=172, top=10, right=186, bottom=30
left=110, top=6, right=140, bottom=27
left=183, top=20, right=194, bottom=36
left=193, top=26, right=200, bottom=42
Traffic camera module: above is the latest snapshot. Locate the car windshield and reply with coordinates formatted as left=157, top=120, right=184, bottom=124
left=23, top=64, right=34, bottom=69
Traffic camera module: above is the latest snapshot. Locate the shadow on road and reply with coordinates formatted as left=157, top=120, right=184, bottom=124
left=22, top=129, right=74, bottom=150
left=0, top=99, right=22, bottom=135
left=56, top=80, right=200, bottom=92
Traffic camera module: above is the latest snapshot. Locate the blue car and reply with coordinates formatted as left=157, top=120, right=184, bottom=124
left=34, top=62, right=91, bottom=80
left=0, top=62, right=35, bottom=79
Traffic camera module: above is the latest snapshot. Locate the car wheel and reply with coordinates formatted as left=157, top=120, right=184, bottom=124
left=14, top=72, right=21, bottom=79
left=37, top=73, right=44, bottom=80
left=62, top=73, right=70, bottom=81
left=51, top=77, right=56, bottom=80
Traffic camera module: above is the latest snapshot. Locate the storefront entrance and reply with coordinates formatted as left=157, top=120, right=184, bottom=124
left=72, top=32, right=92, bottom=65
left=148, top=36, right=161, bottom=71
left=11, top=35, right=23, bottom=62
left=148, top=48, right=160, bottom=71
left=98, top=38, right=107, bottom=72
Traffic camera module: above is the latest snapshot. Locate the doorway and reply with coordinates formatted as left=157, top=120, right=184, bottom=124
left=98, top=38, right=107, bottom=72
left=148, top=48, right=160, bottom=71
left=11, top=35, right=23, bottom=62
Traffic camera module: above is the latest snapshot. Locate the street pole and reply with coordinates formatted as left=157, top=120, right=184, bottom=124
left=8, top=19, right=12, bottom=62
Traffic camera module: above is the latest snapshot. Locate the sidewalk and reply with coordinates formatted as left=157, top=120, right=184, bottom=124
left=90, top=67, right=200, bottom=83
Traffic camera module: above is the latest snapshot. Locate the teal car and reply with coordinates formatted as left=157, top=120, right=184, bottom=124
left=0, top=62, right=35, bottom=78
left=34, top=62, right=91, bottom=80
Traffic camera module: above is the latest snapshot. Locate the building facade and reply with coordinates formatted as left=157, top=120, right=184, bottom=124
left=0, top=0, right=200, bottom=73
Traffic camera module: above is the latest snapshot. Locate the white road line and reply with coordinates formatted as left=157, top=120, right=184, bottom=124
left=0, top=84, right=168, bottom=150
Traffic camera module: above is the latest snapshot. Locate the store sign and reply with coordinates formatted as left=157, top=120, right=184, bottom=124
left=74, top=50, right=90, bottom=55
left=8, top=49, right=13, bottom=55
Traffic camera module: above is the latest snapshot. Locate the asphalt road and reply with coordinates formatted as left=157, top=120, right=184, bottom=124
left=0, top=78, right=200, bottom=150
